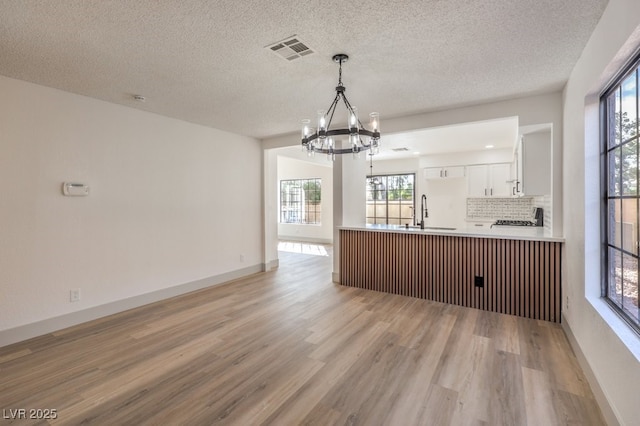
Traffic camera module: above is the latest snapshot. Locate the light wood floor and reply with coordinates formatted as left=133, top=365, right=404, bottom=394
left=0, top=244, right=605, bottom=425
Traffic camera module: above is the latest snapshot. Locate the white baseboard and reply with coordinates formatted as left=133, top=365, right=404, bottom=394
left=279, top=236, right=333, bottom=245
left=263, top=259, right=279, bottom=271
left=0, top=264, right=263, bottom=348
left=561, top=314, right=619, bottom=426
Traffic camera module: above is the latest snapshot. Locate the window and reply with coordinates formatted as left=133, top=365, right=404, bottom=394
left=366, top=174, right=415, bottom=225
left=602, top=53, right=640, bottom=332
left=280, top=178, right=321, bottom=224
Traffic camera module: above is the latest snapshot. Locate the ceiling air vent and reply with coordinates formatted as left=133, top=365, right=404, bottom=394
left=266, top=36, right=314, bottom=61
left=392, top=147, right=411, bottom=152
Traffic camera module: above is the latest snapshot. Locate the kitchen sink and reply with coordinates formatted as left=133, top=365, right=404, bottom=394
left=424, top=226, right=456, bottom=230
left=405, top=225, right=456, bottom=231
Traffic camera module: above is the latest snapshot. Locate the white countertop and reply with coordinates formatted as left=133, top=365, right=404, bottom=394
left=340, top=224, right=564, bottom=242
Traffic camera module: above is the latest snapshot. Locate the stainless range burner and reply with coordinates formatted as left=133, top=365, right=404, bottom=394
left=493, top=219, right=537, bottom=226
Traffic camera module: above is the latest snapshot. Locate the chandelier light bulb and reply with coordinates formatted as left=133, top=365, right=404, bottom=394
left=349, top=107, right=358, bottom=134
left=301, top=119, right=311, bottom=137
left=317, top=110, right=327, bottom=137
left=301, top=119, right=310, bottom=152
left=370, top=112, right=379, bottom=132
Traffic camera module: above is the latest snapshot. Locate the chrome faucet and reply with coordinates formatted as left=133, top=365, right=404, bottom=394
left=420, top=194, right=428, bottom=229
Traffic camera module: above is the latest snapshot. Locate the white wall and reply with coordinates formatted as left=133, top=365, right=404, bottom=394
left=263, top=148, right=279, bottom=271
left=422, top=178, right=467, bottom=228
left=420, top=148, right=513, bottom=168
left=0, top=76, right=263, bottom=344
left=277, top=155, right=333, bottom=243
left=332, top=153, right=368, bottom=282
left=563, top=1, right=640, bottom=424
left=370, top=157, right=420, bottom=175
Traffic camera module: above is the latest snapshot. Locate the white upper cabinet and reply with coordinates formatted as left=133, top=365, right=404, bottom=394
left=467, top=163, right=512, bottom=197
left=424, top=166, right=465, bottom=180
left=489, top=163, right=512, bottom=196
left=467, top=166, right=488, bottom=196
left=515, top=131, right=551, bottom=196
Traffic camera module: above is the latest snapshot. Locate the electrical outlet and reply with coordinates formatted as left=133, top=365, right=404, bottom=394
left=70, top=288, right=81, bottom=303
left=565, top=295, right=569, bottom=311
left=474, top=275, right=484, bottom=288
left=240, top=254, right=245, bottom=262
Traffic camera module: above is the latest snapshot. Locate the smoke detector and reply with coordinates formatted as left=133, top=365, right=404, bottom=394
left=266, top=36, right=314, bottom=61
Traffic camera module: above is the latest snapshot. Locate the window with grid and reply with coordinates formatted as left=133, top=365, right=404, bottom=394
left=280, top=179, right=321, bottom=224
left=366, top=174, right=415, bottom=225
left=603, top=53, right=640, bottom=333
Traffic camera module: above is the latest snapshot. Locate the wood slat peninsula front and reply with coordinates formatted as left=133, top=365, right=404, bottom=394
left=340, top=229, right=562, bottom=322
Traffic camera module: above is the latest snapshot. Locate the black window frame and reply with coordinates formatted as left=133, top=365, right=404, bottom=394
left=366, top=173, right=416, bottom=226
left=601, top=50, right=640, bottom=334
left=279, top=178, right=322, bottom=225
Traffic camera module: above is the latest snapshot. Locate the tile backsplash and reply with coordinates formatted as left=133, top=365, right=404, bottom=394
left=466, top=197, right=535, bottom=220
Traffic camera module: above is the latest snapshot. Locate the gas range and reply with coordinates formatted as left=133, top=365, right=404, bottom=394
left=493, top=219, right=537, bottom=227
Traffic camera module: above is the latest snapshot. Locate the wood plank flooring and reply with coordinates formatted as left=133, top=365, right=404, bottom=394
left=0, top=244, right=605, bottom=425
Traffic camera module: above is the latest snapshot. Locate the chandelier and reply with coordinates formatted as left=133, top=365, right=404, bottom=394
left=301, top=54, right=380, bottom=160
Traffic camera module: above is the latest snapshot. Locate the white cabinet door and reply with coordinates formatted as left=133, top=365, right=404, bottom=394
left=489, top=163, right=512, bottom=197
left=424, top=167, right=444, bottom=179
left=521, top=132, right=551, bottom=195
left=467, top=165, right=488, bottom=196
left=424, top=166, right=466, bottom=180
left=443, top=166, right=465, bottom=178
left=467, top=163, right=512, bottom=197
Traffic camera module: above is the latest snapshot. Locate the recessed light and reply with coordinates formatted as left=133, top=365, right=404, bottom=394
left=485, top=144, right=494, bottom=149
left=413, top=152, right=420, bottom=155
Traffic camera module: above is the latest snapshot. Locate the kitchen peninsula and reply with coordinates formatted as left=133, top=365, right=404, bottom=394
left=339, top=225, right=563, bottom=322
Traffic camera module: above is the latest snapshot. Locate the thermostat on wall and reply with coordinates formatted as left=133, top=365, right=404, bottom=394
left=62, top=182, right=89, bottom=196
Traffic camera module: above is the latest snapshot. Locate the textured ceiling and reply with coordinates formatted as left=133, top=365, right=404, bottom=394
left=0, top=0, right=608, bottom=139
